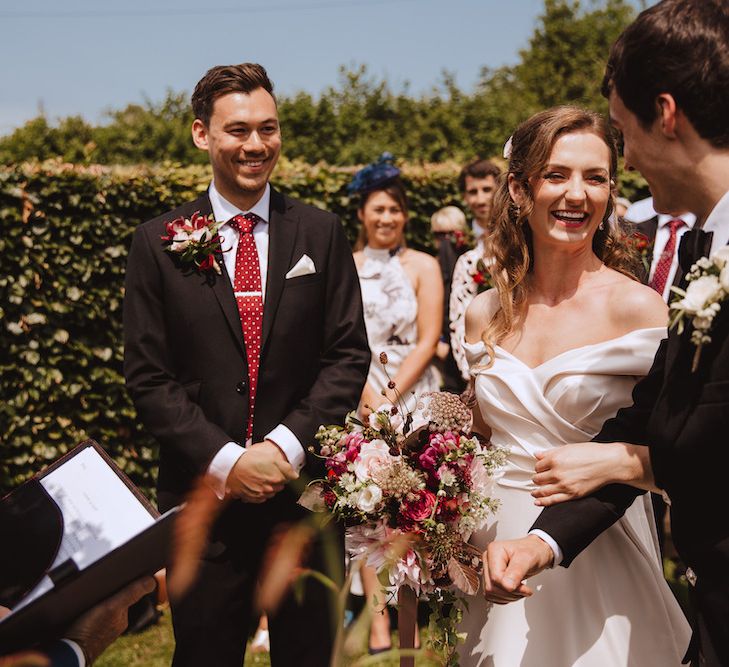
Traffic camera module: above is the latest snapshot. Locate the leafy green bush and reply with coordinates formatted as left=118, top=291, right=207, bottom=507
left=0, top=159, right=464, bottom=497
left=0, top=158, right=649, bottom=497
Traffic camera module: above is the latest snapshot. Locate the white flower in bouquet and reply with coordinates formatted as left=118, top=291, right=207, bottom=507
left=339, top=472, right=357, bottom=493
left=356, top=484, right=383, bottom=513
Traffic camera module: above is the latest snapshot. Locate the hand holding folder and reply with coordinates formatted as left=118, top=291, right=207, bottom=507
left=0, top=440, right=178, bottom=654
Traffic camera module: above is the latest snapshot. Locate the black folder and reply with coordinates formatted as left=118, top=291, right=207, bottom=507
left=0, top=440, right=178, bottom=653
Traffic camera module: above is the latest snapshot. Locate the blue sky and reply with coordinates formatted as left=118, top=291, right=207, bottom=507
left=0, top=0, right=643, bottom=133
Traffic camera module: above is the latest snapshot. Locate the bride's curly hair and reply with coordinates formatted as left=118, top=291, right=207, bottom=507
left=482, top=105, right=640, bottom=353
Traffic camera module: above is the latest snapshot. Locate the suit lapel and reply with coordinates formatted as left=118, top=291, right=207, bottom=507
left=195, top=193, right=246, bottom=357
left=643, top=216, right=659, bottom=246
left=262, top=188, right=299, bottom=352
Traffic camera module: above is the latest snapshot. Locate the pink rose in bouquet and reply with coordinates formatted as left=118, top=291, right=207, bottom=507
left=353, top=438, right=393, bottom=482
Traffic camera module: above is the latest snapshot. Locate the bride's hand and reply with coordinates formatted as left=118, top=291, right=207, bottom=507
left=531, top=442, right=621, bottom=506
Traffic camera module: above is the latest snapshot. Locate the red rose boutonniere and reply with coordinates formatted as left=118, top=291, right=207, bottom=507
left=161, top=212, right=223, bottom=274
left=471, top=258, right=495, bottom=294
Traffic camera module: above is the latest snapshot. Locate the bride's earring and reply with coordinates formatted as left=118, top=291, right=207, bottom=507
left=599, top=219, right=605, bottom=231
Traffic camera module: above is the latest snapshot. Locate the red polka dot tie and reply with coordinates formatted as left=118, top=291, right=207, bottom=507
left=649, top=218, right=685, bottom=296
left=230, top=213, right=264, bottom=441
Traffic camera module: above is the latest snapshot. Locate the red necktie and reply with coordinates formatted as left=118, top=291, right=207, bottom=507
left=230, top=213, right=264, bottom=440
left=649, top=218, right=685, bottom=296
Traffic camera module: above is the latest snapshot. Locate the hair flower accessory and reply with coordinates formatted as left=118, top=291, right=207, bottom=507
left=160, top=211, right=223, bottom=274
left=502, top=135, right=513, bottom=160
left=347, top=152, right=401, bottom=194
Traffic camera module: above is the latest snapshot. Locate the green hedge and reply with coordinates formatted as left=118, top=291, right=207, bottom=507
left=0, top=159, right=649, bottom=498
left=0, top=159, right=471, bottom=497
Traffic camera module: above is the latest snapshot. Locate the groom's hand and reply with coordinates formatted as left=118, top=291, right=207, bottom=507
left=226, top=440, right=298, bottom=503
left=482, top=535, right=554, bottom=604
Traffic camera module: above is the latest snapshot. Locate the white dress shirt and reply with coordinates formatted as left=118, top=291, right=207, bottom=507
left=533, top=190, right=729, bottom=566
left=704, top=189, right=729, bottom=253
left=205, top=182, right=306, bottom=499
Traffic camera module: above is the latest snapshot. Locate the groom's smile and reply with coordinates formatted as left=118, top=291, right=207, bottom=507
left=192, top=88, right=282, bottom=211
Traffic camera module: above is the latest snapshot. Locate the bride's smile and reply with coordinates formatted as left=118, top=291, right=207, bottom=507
left=524, top=130, right=611, bottom=246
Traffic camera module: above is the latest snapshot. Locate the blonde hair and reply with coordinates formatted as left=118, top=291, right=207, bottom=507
left=431, top=206, right=467, bottom=233
left=482, top=106, right=639, bottom=360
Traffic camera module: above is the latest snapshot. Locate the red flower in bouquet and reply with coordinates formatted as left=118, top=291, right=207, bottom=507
left=401, top=488, right=437, bottom=523
left=160, top=211, right=223, bottom=274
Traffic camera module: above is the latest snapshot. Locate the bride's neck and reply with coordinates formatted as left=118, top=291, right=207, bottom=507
left=528, top=242, right=604, bottom=304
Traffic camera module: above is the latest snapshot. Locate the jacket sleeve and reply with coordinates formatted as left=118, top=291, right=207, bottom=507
left=279, top=218, right=370, bottom=464
left=530, top=336, right=668, bottom=566
left=123, top=224, right=232, bottom=475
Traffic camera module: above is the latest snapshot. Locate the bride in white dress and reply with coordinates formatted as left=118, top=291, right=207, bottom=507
left=458, top=106, right=691, bottom=666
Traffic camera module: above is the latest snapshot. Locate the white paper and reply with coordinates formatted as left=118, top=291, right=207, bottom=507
left=12, top=447, right=155, bottom=611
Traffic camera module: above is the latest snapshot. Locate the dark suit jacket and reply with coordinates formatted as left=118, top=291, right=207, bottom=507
left=532, top=279, right=729, bottom=580
left=123, top=188, right=370, bottom=518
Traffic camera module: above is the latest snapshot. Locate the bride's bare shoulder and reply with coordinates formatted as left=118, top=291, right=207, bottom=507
left=465, top=289, right=500, bottom=343
left=607, top=271, right=668, bottom=329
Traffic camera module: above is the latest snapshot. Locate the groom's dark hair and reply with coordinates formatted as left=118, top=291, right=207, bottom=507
left=601, top=0, right=729, bottom=148
left=192, top=63, right=275, bottom=126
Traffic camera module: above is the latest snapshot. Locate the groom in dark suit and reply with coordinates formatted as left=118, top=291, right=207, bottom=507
left=481, top=1, right=729, bottom=664
left=123, top=63, right=369, bottom=666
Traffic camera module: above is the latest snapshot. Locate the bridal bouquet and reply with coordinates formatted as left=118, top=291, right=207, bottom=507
left=300, top=368, right=504, bottom=598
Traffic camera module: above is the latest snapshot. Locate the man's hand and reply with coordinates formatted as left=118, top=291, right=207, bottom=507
left=360, top=384, right=387, bottom=419
left=482, top=535, right=554, bottom=604
left=65, top=577, right=155, bottom=664
left=226, top=440, right=298, bottom=503
left=531, top=441, right=657, bottom=506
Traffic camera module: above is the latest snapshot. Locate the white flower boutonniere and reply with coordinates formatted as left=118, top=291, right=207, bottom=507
left=669, top=246, right=729, bottom=371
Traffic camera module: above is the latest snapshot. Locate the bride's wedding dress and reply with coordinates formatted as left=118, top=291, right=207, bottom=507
left=458, top=327, right=691, bottom=666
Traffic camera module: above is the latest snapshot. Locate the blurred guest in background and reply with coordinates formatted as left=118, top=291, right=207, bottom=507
left=449, top=160, right=502, bottom=381
left=459, top=158, right=501, bottom=240
left=431, top=205, right=470, bottom=393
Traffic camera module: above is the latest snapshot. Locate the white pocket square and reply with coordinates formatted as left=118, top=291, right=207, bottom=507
left=285, top=254, right=316, bottom=279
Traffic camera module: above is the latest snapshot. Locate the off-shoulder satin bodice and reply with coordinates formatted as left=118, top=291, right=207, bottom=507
left=464, top=327, right=666, bottom=490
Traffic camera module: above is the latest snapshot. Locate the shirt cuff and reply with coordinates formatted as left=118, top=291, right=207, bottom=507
left=60, top=639, right=86, bottom=667
left=206, top=442, right=246, bottom=499
left=528, top=529, right=563, bottom=567
left=266, top=424, right=306, bottom=472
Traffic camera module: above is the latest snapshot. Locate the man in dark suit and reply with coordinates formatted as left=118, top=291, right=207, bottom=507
left=123, top=63, right=370, bottom=666
left=481, top=1, right=729, bottom=663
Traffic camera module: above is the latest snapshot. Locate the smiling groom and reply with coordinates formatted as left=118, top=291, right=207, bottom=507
left=123, top=63, right=370, bottom=666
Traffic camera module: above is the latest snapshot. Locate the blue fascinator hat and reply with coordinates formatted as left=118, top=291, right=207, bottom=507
left=347, top=152, right=401, bottom=194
